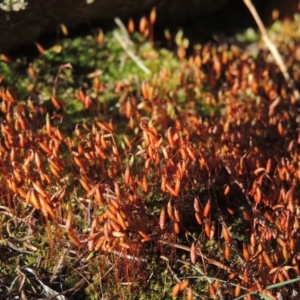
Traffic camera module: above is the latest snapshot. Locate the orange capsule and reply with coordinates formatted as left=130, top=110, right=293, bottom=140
left=250, top=233, right=256, bottom=247
left=174, top=176, right=181, bottom=196
left=213, top=281, right=220, bottom=290
left=277, top=272, right=285, bottom=283
left=177, top=46, right=186, bottom=60
left=138, top=230, right=151, bottom=240
left=164, top=29, right=171, bottom=41
left=95, top=187, right=105, bottom=207
left=262, top=251, right=274, bottom=269
left=179, top=279, right=189, bottom=291
left=117, top=212, right=128, bottom=230
left=96, top=28, right=104, bottom=44
left=103, top=222, right=110, bottom=241
left=294, top=217, right=299, bottom=230
left=66, top=211, right=73, bottom=231
left=113, top=181, right=120, bottom=199
left=243, top=211, right=251, bottom=221
left=243, top=243, right=250, bottom=261
left=289, top=238, right=295, bottom=252
left=119, top=242, right=130, bottom=249
left=150, top=7, right=156, bottom=25
left=209, top=223, right=215, bottom=240
left=8, top=179, right=16, bottom=193
left=186, top=145, right=196, bottom=161
left=32, top=181, right=48, bottom=199
left=123, top=164, right=130, bottom=184
left=0, top=54, right=10, bottom=63
left=144, top=157, right=151, bottom=170
left=174, top=208, right=181, bottom=222
left=174, top=221, right=180, bottom=234
left=77, top=88, right=85, bottom=104
left=179, top=147, right=187, bottom=161
left=167, top=127, right=175, bottom=148
left=18, top=188, right=27, bottom=199
left=161, top=175, right=166, bottom=192
left=96, top=121, right=112, bottom=133
left=25, top=189, right=31, bottom=204
left=95, top=145, right=107, bottom=160
left=48, top=157, right=62, bottom=172
left=79, top=177, right=91, bottom=192
left=112, top=231, right=125, bottom=238
left=195, top=212, right=202, bottom=225
left=139, top=16, right=148, bottom=34
left=141, top=81, right=149, bottom=99
left=67, top=228, right=83, bottom=248
left=209, top=283, right=216, bottom=298
left=282, top=245, right=288, bottom=261
left=254, top=186, right=262, bottom=203
left=142, top=174, right=148, bottom=193
left=194, top=55, right=201, bottom=68
left=166, top=183, right=178, bottom=197
left=235, top=282, right=241, bottom=297
left=49, top=163, right=60, bottom=178
left=17, top=114, right=27, bottom=130
left=194, top=197, right=201, bottom=213
left=222, top=225, right=231, bottom=243
left=45, top=115, right=52, bottom=136
left=171, top=282, right=181, bottom=298
left=110, top=219, right=121, bottom=232
left=281, top=266, right=291, bottom=281
left=19, top=134, right=25, bottom=148
left=60, top=23, right=68, bottom=36
left=224, top=243, right=230, bottom=260
left=167, top=200, right=173, bottom=219
left=35, top=42, right=46, bottom=55
left=51, top=96, right=62, bottom=110
left=147, top=144, right=154, bottom=159
left=142, top=237, right=152, bottom=242
left=278, top=122, right=283, bottom=135
left=30, top=189, right=41, bottom=210
left=159, top=207, right=166, bottom=230
left=106, top=209, right=119, bottom=224
left=187, top=286, right=193, bottom=300
left=266, top=158, right=271, bottom=173
left=203, top=198, right=212, bottom=217
left=205, top=220, right=211, bottom=238
left=38, top=141, right=52, bottom=155
left=128, top=18, right=135, bottom=33
left=227, top=207, right=234, bottom=215
left=190, top=242, right=197, bottom=264
left=224, top=184, right=230, bottom=195
left=161, top=146, right=169, bottom=159
left=95, top=236, right=106, bottom=251
left=40, top=197, right=56, bottom=218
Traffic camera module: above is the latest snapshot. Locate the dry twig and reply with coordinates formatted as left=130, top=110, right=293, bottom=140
left=244, top=0, right=299, bottom=100
left=113, top=31, right=151, bottom=74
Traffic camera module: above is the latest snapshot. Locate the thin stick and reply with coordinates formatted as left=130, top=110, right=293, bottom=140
left=158, top=239, right=243, bottom=280
left=114, top=17, right=132, bottom=46
left=243, top=0, right=299, bottom=100
left=113, top=31, right=151, bottom=75
left=111, top=249, right=147, bottom=262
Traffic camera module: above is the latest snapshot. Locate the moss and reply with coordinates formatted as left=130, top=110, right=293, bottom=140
left=1, top=12, right=300, bottom=300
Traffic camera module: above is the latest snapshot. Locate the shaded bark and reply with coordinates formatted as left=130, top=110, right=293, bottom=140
left=0, top=0, right=298, bottom=52
left=0, top=0, right=229, bottom=51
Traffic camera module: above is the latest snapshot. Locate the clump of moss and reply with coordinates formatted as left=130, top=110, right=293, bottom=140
left=1, top=10, right=300, bottom=300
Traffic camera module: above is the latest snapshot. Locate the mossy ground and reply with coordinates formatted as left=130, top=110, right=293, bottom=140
left=0, top=12, right=300, bottom=300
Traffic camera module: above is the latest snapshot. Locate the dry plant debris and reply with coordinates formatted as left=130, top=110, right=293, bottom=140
left=0, top=6, right=300, bottom=300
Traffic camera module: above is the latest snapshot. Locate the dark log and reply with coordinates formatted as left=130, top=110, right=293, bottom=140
left=0, top=0, right=230, bottom=52
left=0, top=0, right=298, bottom=52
